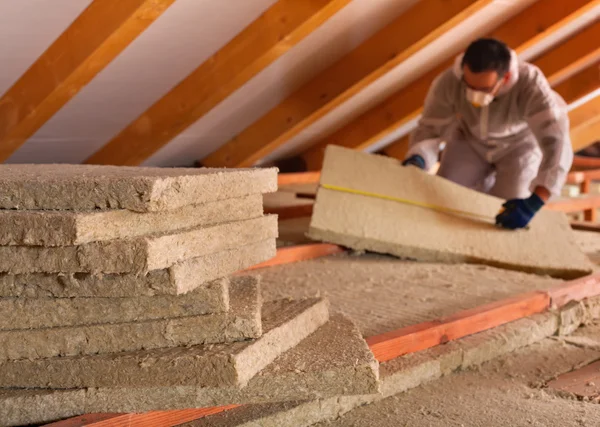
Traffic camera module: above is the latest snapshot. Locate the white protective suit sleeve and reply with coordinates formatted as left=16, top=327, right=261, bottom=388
left=405, top=70, right=456, bottom=170
left=522, top=67, right=573, bottom=197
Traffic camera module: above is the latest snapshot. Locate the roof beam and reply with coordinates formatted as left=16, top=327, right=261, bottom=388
left=570, top=93, right=600, bottom=151
left=533, top=21, right=600, bottom=85
left=302, top=0, right=600, bottom=169
left=0, top=0, right=176, bottom=163
left=85, top=0, right=351, bottom=166
left=572, top=118, right=600, bottom=152
left=200, top=0, right=495, bottom=168
left=553, top=60, right=600, bottom=103
left=384, top=59, right=600, bottom=161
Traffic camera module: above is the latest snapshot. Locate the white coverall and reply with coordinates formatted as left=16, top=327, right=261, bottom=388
left=406, top=49, right=573, bottom=200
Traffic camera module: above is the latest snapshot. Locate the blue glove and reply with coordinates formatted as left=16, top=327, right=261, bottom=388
left=495, top=193, right=545, bottom=230
left=402, top=155, right=425, bottom=169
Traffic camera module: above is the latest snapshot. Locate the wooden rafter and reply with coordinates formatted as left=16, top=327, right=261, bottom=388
left=534, top=20, right=600, bottom=84
left=200, top=0, right=494, bottom=168
left=385, top=59, right=600, bottom=161
left=571, top=109, right=600, bottom=152
left=569, top=87, right=600, bottom=129
left=85, top=0, right=352, bottom=166
left=553, top=60, right=600, bottom=104
left=0, top=0, right=176, bottom=163
left=300, top=0, right=600, bottom=169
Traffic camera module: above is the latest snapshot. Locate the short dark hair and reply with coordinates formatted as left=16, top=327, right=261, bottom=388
left=462, top=38, right=511, bottom=76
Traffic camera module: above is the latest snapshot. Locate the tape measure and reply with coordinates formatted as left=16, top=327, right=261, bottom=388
left=320, top=183, right=496, bottom=223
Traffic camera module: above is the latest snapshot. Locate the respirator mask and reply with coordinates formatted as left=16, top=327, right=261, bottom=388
left=465, top=87, right=495, bottom=108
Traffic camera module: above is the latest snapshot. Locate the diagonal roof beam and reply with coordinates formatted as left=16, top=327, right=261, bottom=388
left=553, top=60, right=600, bottom=104
left=570, top=91, right=600, bottom=129
left=383, top=24, right=600, bottom=162
left=85, top=0, right=352, bottom=166
left=302, top=0, right=600, bottom=169
left=570, top=93, right=600, bottom=151
left=200, top=0, right=495, bottom=168
left=571, top=117, right=600, bottom=152
left=0, top=0, right=176, bottom=163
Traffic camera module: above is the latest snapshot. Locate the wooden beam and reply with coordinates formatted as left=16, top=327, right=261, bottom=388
left=303, top=0, right=600, bottom=169
left=242, top=243, right=345, bottom=271
left=571, top=221, right=600, bottom=232
left=278, top=172, right=321, bottom=186
left=553, top=60, right=600, bottom=105
left=264, top=204, right=314, bottom=220
left=546, top=194, right=600, bottom=213
left=85, top=0, right=351, bottom=166
left=572, top=116, right=600, bottom=152
left=572, top=156, right=600, bottom=170
left=43, top=405, right=239, bottom=427
left=0, top=0, right=176, bottom=163
left=548, top=272, right=600, bottom=308
left=382, top=134, right=410, bottom=161
left=201, top=0, right=494, bottom=168
left=547, top=360, right=600, bottom=399
left=383, top=47, right=600, bottom=162
left=533, top=21, right=600, bottom=84
left=366, top=291, right=550, bottom=362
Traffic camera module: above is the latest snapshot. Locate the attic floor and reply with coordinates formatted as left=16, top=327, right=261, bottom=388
left=315, top=322, right=600, bottom=427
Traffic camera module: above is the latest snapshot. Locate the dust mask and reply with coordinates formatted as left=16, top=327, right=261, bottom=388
left=466, top=87, right=494, bottom=108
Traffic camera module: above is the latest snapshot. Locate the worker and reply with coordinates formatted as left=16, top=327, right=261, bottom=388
left=402, top=38, right=573, bottom=230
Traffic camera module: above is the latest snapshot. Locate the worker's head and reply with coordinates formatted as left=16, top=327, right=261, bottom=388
left=461, top=38, right=511, bottom=107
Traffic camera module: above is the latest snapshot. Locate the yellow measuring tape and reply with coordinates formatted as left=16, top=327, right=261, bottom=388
left=320, top=183, right=495, bottom=223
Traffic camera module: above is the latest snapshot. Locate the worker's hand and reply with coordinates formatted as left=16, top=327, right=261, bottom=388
left=402, top=155, right=426, bottom=169
left=495, top=193, right=545, bottom=230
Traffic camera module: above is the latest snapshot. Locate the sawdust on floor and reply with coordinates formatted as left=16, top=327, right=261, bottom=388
left=315, top=322, right=600, bottom=427
left=253, top=253, right=562, bottom=337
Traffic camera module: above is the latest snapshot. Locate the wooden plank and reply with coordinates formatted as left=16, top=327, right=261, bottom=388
left=571, top=115, right=600, bottom=152
left=382, top=134, right=410, bottom=160
left=366, top=291, right=550, bottom=362
left=243, top=243, right=345, bottom=271
left=571, top=221, right=600, bottom=232
left=201, top=0, right=494, bottom=168
left=546, top=194, right=600, bottom=213
left=534, top=21, right=600, bottom=84
left=85, top=0, right=350, bottom=166
left=553, top=60, right=600, bottom=106
left=547, top=360, right=600, bottom=399
left=0, top=0, right=176, bottom=163
left=549, top=272, right=600, bottom=308
left=264, top=204, right=314, bottom=220
left=304, top=0, right=600, bottom=168
left=42, top=406, right=239, bottom=427
left=569, top=88, right=600, bottom=129
left=573, top=156, right=600, bottom=169
left=278, top=172, right=321, bottom=186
